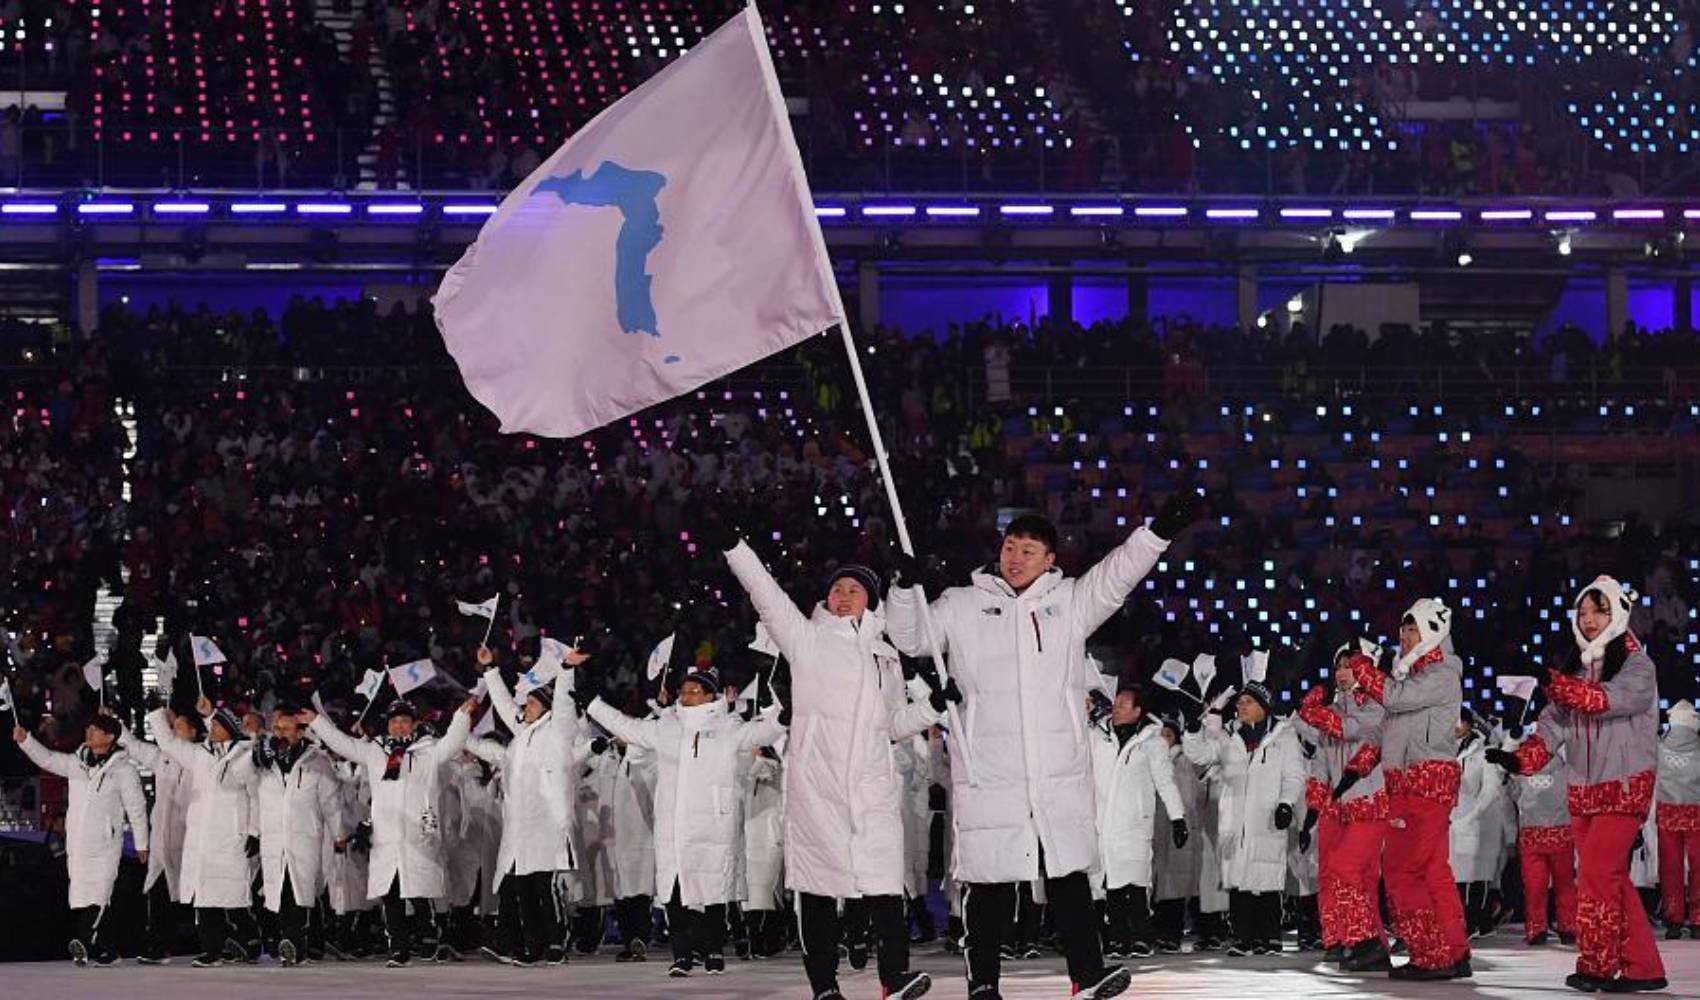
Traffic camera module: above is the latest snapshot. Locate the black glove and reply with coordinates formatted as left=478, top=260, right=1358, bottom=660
left=1171, top=818, right=1189, bottom=849
left=1299, top=809, right=1319, bottom=853
left=890, top=550, right=922, bottom=589
left=928, top=677, right=964, bottom=714
left=1273, top=803, right=1294, bottom=830
left=1484, top=748, right=1521, bottom=775
left=1185, top=713, right=1204, bottom=734
left=589, top=737, right=610, bottom=756
left=777, top=705, right=792, bottom=727
left=1633, top=830, right=1646, bottom=852
left=1332, top=770, right=1362, bottom=800
left=1150, top=489, right=1205, bottom=542
left=1086, top=689, right=1113, bottom=726
left=928, top=783, right=947, bottom=812
left=570, top=661, right=603, bottom=713
left=351, top=822, right=372, bottom=854
left=245, top=835, right=261, bottom=858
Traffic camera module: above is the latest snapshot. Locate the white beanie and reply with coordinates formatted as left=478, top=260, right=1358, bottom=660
left=1393, top=597, right=1452, bottom=679
left=1571, top=575, right=1636, bottom=669
left=1670, top=700, right=1700, bottom=732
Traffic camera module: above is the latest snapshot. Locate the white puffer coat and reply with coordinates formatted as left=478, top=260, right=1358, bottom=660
left=742, top=751, right=785, bottom=910
left=1183, top=716, right=1304, bottom=893
left=607, top=741, right=657, bottom=901
left=586, top=697, right=784, bottom=907
left=1089, top=719, right=1184, bottom=891
left=321, top=760, right=375, bottom=913
left=726, top=541, right=939, bottom=898
left=223, top=742, right=343, bottom=912
left=146, top=709, right=254, bottom=909
left=20, top=736, right=149, bottom=909
left=886, top=527, right=1170, bottom=883
left=118, top=731, right=189, bottom=898
left=479, top=667, right=582, bottom=890
left=1449, top=737, right=1498, bottom=882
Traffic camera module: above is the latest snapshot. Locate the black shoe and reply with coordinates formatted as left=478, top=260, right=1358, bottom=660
left=1298, top=936, right=1323, bottom=952
left=1559, top=930, right=1578, bottom=945
left=942, top=936, right=963, bottom=956
left=1322, top=945, right=1346, bottom=962
left=510, top=956, right=538, bottom=968
left=190, top=953, right=223, bottom=968
left=667, top=958, right=692, bottom=977
left=1156, top=939, right=1182, bottom=955
left=967, top=985, right=1002, bottom=1000
left=1687, top=924, right=1700, bottom=938
left=68, top=940, right=89, bottom=968
left=279, top=939, right=300, bottom=967
left=849, top=942, right=869, bottom=970
left=1125, top=941, right=1154, bottom=958
left=1101, top=942, right=1126, bottom=961
left=704, top=953, right=725, bottom=975
left=1021, top=945, right=1042, bottom=960
left=1226, top=940, right=1253, bottom=957
left=1341, top=939, right=1392, bottom=973
left=1530, top=931, right=1552, bottom=946
left=385, top=954, right=411, bottom=968
left=886, top=971, right=932, bottom=1000
left=1566, top=972, right=1613, bottom=992
left=998, top=944, right=1018, bottom=961
left=1389, top=937, right=1407, bottom=956
left=1665, top=925, right=1685, bottom=941
left=1602, top=977, right=1669, bottom=993
left=477, top=945, right=506, bottom=963
left=1076, top=965, right=1132, bottom=1000
left=815, top=991, right=846, bottom=1000
left=617, top=940, right=648, bottom=962
left=1194, top=936, right=1222, bottom=952
left=137, top=954, right=170, bottom=966
left=91, top=953, right=119, bottom=967
left=1391, top=959, right=1467, bottom=981
left=1450, top=957, right=1473, bottom=979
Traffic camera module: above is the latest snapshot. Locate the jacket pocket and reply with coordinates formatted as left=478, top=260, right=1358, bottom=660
left=712, top=786, right=735, bottom=816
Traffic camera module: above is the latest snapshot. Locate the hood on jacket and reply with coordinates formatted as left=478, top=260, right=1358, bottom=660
left=970, top=563, right=1064, bottom=602
left=676, top=698, right=727, bottom=733
left=1572, top=575, right=1636, bottom=670
left=1394, top=597, right=1452, bottom=679
left=1670, top=699, right=1700, bottom=733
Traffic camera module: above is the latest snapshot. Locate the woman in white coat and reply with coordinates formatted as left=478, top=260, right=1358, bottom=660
left=1182, top=680, right=1304, bottom=956
left=145, top=699, right=260, bottom=967
left=475, top=646, right=586, bottom=965
left=322, top=757, right=378, bottom=956
left=1089, top=686, right=1186, bottom=959
left=14, top=714, right=149, bottom=966
left=606, top=735, right=658, bottom=961
left=583, top=665, right=785, bottom=979
left=740, top=746, right=786, bottom=956
left=120, top=711, right=195, bottom=964
left=300, top=694, right=476, bottom=966
left=886, top=500, right=1201, bottom=1000
left=220, top=706, right=344, bottom=966
left=715, top=531, right=940, bottom=1000
left=1449, top=711, right=1497, bottom=937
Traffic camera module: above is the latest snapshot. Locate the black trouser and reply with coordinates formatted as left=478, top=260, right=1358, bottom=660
left=572, top=904, right=605, bottom=952
left=1004, top=880, right=1041, bottom=949
left=963, top=871, right=1104, bottom=991
left=799, top=892, right=911, bottom=993
left=195, top=906, right=259, bottom=959
left=72, top=905, right=114, bottom=961
left=380, top=877, right=432, bottom=960
left=1228, top=890, right=1282, bottom=947
left=664, top=880, right=725, bottom=965
left=509, top=870, right=558, bottom=961
left=277, top=871, right=309, bottom=954
left=1152, top=897, right=1188, bottom=943
left=1293, top=893, right=1320, bottom=945
left=144, top=881, right=186, bottom=958
left=615, top=894, right=652, bottom=947
left=1105, top=885, right=1152, bottom=948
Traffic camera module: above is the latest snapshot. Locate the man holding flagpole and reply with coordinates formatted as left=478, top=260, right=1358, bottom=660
left=885, top=497, right=1203, bottom=1000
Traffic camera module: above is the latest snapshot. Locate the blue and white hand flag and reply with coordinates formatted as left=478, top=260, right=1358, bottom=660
left=355, top=668, right=386, bottom=702
left=432, top=5, right=843, bottom=438
left=1496, top=675, right=1539, bottom=701
left=456, top=595, right=499, bottom=620
left=189, top=635, right=228, bottom=667
left=1153, top=658, right=1191, bottom=694
left=389, top=659, right=437, bottom=696
left=646, top=634, right=676, bottom=682
left=82, top=655, right=105, bottom=691
left=1191, top=653, right=1218, bottom=694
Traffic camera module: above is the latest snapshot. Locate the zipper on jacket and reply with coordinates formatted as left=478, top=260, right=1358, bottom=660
left=693, top=732, right=700, bottom=759
left=1030, top=612, right=1044, bottom=653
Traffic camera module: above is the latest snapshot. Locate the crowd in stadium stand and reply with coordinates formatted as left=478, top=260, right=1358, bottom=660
left=3, top=299, right=1696, bottom=755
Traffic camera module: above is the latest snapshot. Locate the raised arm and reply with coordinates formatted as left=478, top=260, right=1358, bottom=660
left=483, top=666, right=522, bottom=734
left=1071, top=526, right=1170, bottom=635
left=18, top=733, right=75, bottom=779
left=117, top=725, right=165, bottom=771
left=735, top=707, right=787, bottom=752
left=1181, top=718, right=1227, bottom=767
left=307, top=714, right=383, bottom=770
left=724, top=541, right=811, bottom=658
left=884, top=585, right=952, bottom=659
left=426, top=706, right=474, bottom=766
left=144, top=708, right=206, bottom=771
left=466, top=736, right=506, bottom=767
left=586, top=698, right=659, bottom=751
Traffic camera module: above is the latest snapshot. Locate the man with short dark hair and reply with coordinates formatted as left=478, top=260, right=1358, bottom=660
left=886, top=493, right=1203, bottom=1000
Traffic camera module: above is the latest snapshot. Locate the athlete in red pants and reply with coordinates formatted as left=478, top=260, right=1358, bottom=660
left=1349, top=599, right=1471, bottom=980
left=1495, top=576, right=1668, bottom=994
left=1296, top=642, right=1391, bottom=972
left=1656, top=699, right=1700, bottom=936
left=1503, top=743, right=1577, bottom=944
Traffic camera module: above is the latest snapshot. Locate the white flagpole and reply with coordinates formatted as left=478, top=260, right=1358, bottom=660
left=479, top=595, right=501, bottom=650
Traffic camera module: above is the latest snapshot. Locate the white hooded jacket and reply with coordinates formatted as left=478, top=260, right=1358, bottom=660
left=19, top=735, right=149, bottom=909
left=1089, top=719, right=1184, bottom=891
left=1183, top=716, right=1304, bottom=893
left=145, top=709, right=254, bottom=909
left=477, top=667, right=582, bottom=890
left=223, top=741, right=344, bottom=912
left=886, top=526, right=1169, bottom=883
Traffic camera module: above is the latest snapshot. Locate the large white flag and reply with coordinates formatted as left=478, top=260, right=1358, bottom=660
left=189, top=635, right=228, bottom=667
left=432, top=5, right=843, bottom=438
left=389, top=659, right=438, bottom=696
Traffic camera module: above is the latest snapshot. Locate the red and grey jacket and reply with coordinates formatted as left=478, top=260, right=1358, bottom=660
left=1656, top=722, right=1700, bottom=832
left=1348, top=648, right=1463, bottom=807
left=1515, top=639, right=1660, bottom=818
left=1296, top=684, right=1387, bottom=822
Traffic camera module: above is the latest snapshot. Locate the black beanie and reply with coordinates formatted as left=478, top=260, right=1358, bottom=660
left=681, top=667, right=722, bottom=696
left=1242, top=680, right=1274, bottom=714
left=385, top=699, right=420, bottom=722
left=525, top=684, right=554, bottom=712
left=827, top=565, right=881, bottom=610
left=209, top=707, right=242, bottom=740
